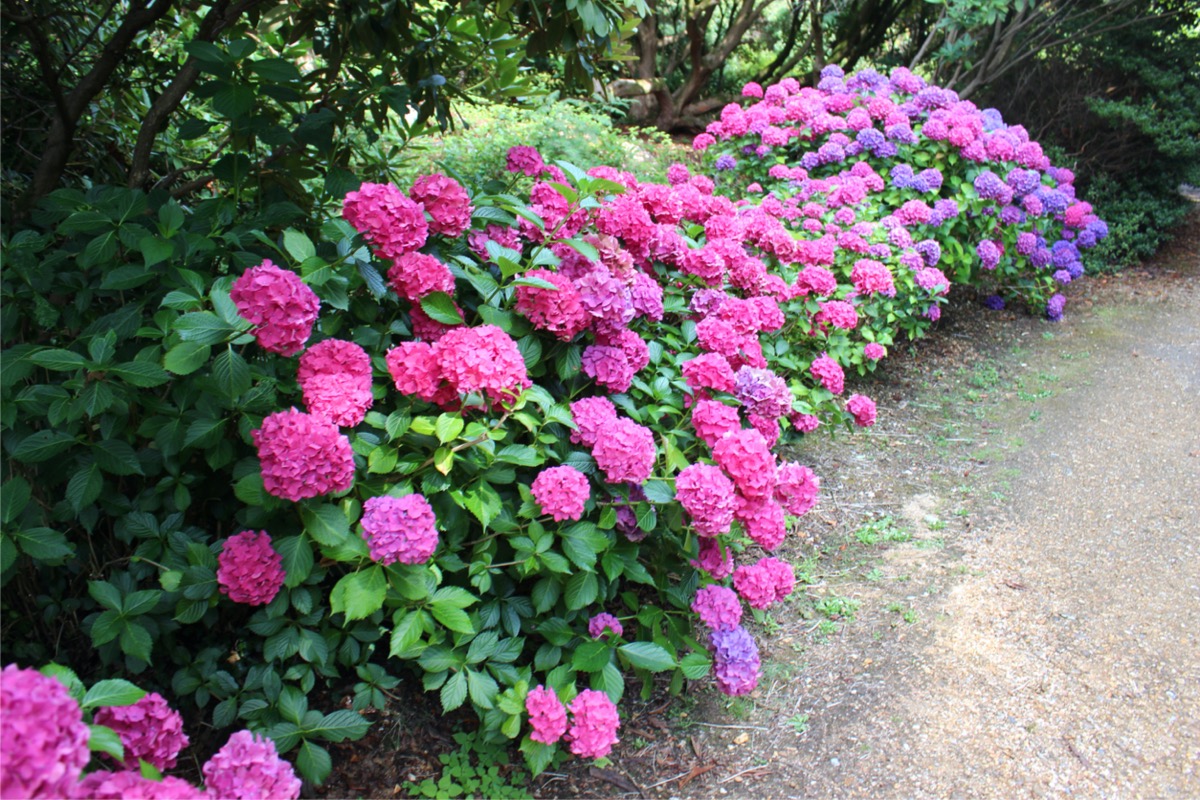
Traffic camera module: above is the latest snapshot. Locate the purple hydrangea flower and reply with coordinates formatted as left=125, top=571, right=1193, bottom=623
left=734, top=366, right=792, bottom=419
left=588, top=613, right=624, bottom=639
left=709, top=626, right=761, bottom=696
left=984, top=295, right=1006, bottom=310
left=915, top=239, right=942, bottom=266
left=1046, top=294, right=1066, bottom=321
left=715, top=154, right=737, bottom=171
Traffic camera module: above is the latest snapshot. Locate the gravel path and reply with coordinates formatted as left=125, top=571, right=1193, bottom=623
left=766, top=237, right=1200, bottom=798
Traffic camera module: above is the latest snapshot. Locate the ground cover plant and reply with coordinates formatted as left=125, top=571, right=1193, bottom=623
left=1, top=64, right=1106, bottom=796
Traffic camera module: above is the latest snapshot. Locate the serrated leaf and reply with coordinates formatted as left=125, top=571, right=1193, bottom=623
left=12, top=430, right=76, bottom=463
left=108, top=361, right=171, bottom=388
left=163, top=341, right=211, bottom=375
left=520, top=736, right=556, bottom=776
left=419, top=291, right=462, bottom=325
left=619, top=641, right=676, bottom=672
left=300, top=503, right=349, bottom=546
left=330, top=566, right=386, bottom=621
left=1, top=477, right=31, bottom=525
left=511, top=275, right=561, bottom=291
left=89, top=580, right=123, bottom=611
left=276, top=534, right=313, bottom=588
left=496, top=445, right=542, bottom=467
left=174, top=312, right=237, bottom=345
left=233, top=472, right=264, bottom=506
left=66, top=462, right=103, bottom=513
left=435, top=413, right=464, bottom=443
left=466, top=669, right=499, bottom=710
left=29, top=348, right=88, bottom=371
left=431, top=604, right=475, bottom=635
left=572, top=639, right=611, bottom=672
left=642, top=480, right=675, bottom=504
left=212, top=348, right=251, bottom=398
left=389, top=610, right=423, bottom=657
left=93, top=439, right=143, bottom=476
left=295, top=740, right=332, bottom=786
left=81, top=678, right=147, bottom=710
left=564, top=571, right=598, bottom=611
left=431, top=586, right=478, bottom=608
left=15, top=528, right=74, bottom=562
left=119, top=621, right=153, bottom=662
left=87, top=724, right=125, bottom=760
left=307, top=709, right=370, bottom=742
left=440, top=671, right=468, bottom=712
left=679, top=652, right=713, bottom=679
left=282, top=228, right=316, bottom=262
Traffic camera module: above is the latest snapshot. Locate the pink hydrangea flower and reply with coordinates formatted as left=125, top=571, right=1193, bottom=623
left=507, top=146, right=546, bottom=177
left=569, top=396, right=617, bottom=447
left=409, top=303, right=463, bottom=342
left=675, top=464, right=736, bottom=537
left=791, top=413, right=820, bottom=433
left=386, top=342, right=453, bottom=405
left=851, top=259, right=896, bottom=297
left=217, top=531, right=285, bottom=606
left=666, top=163, right=691, bottom=185
left=360, top=494, right=439, bottom=565
left=691, top=585, right=742, bottom=631
left=681, top=353, right=736, bottom=394
left=515, top=269, right=590, bottom=341
left=74, top=771, right=206, bottom=799
left=387, top=252, right=456, bottom=303
left=863, top=342, right=886, bottom=360
left=343, top=182, right=427, bottom=260
left=741, top=81, right=764, bottom=98
left=592, top=418, right=656, bottom=485
left=433, top=325, right=530, bottom=402
left=531, top=466, right=590, bottom=522
left=690, top=399, right=741, bottom=449
left=581, top=345, right=634, bottom=393
left=230, top=260, right=319, bottom=356
left=566, top=690, right=620, bottom=759
left=846, top=393, right=877, bottom=427
left=775, top=462, right=820, bottom=516
left=814, top=300, right=859, bottom=330
left=733, top=493, right=787, bottom=550
left=525, top=685, right=567, bottom=745
left=297, top=339, right=373, bottom=427
left=588, top=613, right=624, bottom=639
left=201, top=730, right=301, bottom=800
left=809, top=353, right=845, bottom=395
left=732, top=557, right=795, bottom=609
left=713, top=429, right=776, bottom=500
left=252, top=409, right=355, bottom=501
left=692, top=537, right=734, bottom=579
left=409, top=173, right=473, bottom=237
left=92, top=692, right=189, bottom=771
left=0, top=665, right=90, bottom=799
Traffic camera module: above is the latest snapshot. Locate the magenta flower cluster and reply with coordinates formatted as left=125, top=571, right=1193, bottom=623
left=201, top=730, right=302, bottom=800
left=252, top=408, right=355, bottom=501
left=217, top=531, right=286, bottom=606
left=531, top=465, right=591, bottom=522
left=0, top=665, right=90, bottom=799
left=297, top=338, right=373, bottom=427
left=92, top=692, right=189, bottom=771
left=360, top=494, right=439, bottom=565
left=230, top=260, right=320, bottom=356
left=587, top=613, right=623, bottom=639
left=565, top=689, right=620, bottom=759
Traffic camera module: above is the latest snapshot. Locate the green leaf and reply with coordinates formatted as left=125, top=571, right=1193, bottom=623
left=276, top=534, right=314, bottom=588
left=496, top=445, right=542, bottom=467
left=14, top=528, right=74, bottom=562
left=295, top=740, right=333, bottom=786
left=119, top=621, right=153, bottom=662
left=163, top=341, right=211, bottom=375
left=572, top=640, right=611, bottom=672
left=301, top=504, right=350, bottom=547
left=40, top=663, right=85, bottom=701
left=306, top=709, right=371, bottom=742
left=642, top=480, right=675, bottom=504
left=93, top=439, right=144, bottom=476
left=440, top=671, right=468, bottom=712
left=212, top=348, right=251, bottom=398
left=564, top=571, right=598, bottom=611
left=435, top=413, right=465, bottom=444
left=87, top=724, right=125, bottom=761
left=29, top=348, right=88, bottom=371
left=139, top=235, right=174, bottom=267
left=597, top=661, right=624, bottom=703
left=212, top=82, right=255, bottom=118
left=1, top=477, right=31, bottom=524
left=430, top=604, right=475, bottom=635
left=233, top=472, right=264, bottom=506
left=0, top=535, right=15, bottom=573
left=511, top=275, right=561, bottom=291
left=618, top=641, right=676, bottom=672
left=679, top=652, right=713, bottom=679
left=466, top=669, right=499, bottom=710
left=419, top=292, right=462, bottom=325
left=89, top=580, right=122, bottom=610
left=66, top=462, right=103, bottom=513
left=12, top=430, right=76, bottom=463
left=282, top=228, right=316, bottom=263
left=520, top=736, right=556, bottom=776
left=174, top=312, right=238, bottom=345
left=107, top=361, right=171, bottom=388
left=121, top=589, right=160, bottom=616
left=430, top=586, right=478, bottom=608
left=81, top=679, right=147, bottom=710
left=389, top=610, right=424, bottom=657
left=330, top=566, right=387, bottom=621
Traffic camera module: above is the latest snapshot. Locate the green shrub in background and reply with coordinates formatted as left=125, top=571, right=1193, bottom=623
left=394, top=95, right=684, bottom=187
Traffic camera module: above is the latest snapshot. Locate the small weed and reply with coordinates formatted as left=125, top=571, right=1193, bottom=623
left=814, top=595, right=861, bottom=620
left=406, top=730, right=534, bottom=799
left=1060, top=350, right=1091, bottom=361
left=787, top=714, right=811, bottom=734
left=724, top=696, right=754, bottom=719
left=1042, top=331, right=1055, bottom=340
left=923, top=514, right=946, bottom=531
left=864, top=568, right=884, bottom=582
left=1029, top=410, right=1042, bottom=422
left=886, top=602, right=918, bottom=624
left=813, top=619, right=839, bottom=642
left=968, top=361, right=1001, bottom=389
left=895, top=574, right=911, bottom=582
left=913, top=537, right=946, bottom=550
left=1017, top=388, right=1053, bottom=402
left=1037, top=371, right=1061, bottom=383
left=855, top=516, right=912, bottom=545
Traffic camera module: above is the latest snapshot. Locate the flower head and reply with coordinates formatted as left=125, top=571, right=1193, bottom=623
left=592, top=418, right=656, bottom=485
left=217, top=531, right=285, bottom=606
left=775, top=462, right=820, bottom=516
left=846, top=393, right=877, bottom=427
left=201, top=730, right=301, bottom=800
left=525, top=686, right=567, bottom=745
left=690, top=399, right=741, bottom=449
left=360, top=494, right=439, bottom=565
left=75, top=771, right=205, bottom=799
left=343, top=182, right=427, bottom=260
left=230, top=260, right=319, bottom=356
left=433, top=325, right=530, bottom=402
left=0, top=665, right=90, bottom=799
left=531, top=466, right=590, bottom=522
left=507, top=146, right=546, bottom=177
left=387, top=252, right=456, bottom=303
left=713, top=429, right=776, bottom=499
left=515, top=270, right=590, bottom=341
left=566, top=690, right=620, bottom=759
left=409, top=173, right=473, bottom=237
left=809, top=353, right=845, bottom=395
left=691, top=585, right=743, bottom=631
left=709, top=627, right=760, bottom=696
left=93, top=692, right=189, bottom=772
left=588, top=613, right=624, bottom=639
left=297, top=339, right=373, bottom=427
left=676, top=464, right=736, bottom=537
left=253, top=409, right=355, bottom=501
left=569, top=396, right=618, bottom=447
left=732, top=557, right=795, bottom=609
